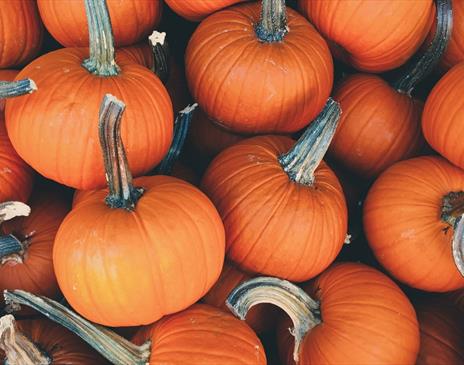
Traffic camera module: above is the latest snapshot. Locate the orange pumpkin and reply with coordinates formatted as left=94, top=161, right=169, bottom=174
left=202, top=99, right=347, bottom=281
left=364, top=156, right=464, bottom=292
left=298, top=0, right=434, bottom=72
left=0, top=0, right=43, bottom=68
left=186, top=0, right=333, bottom=134
left=423, top=63, right=464, bottom=169
left=228, top=263, right=419, bottom=364
left=0, top=73, right=35, bottom=203
left=6, top=0, right=173, bottom=190
left=37, top=0, right=162, bottom=47
left=165, top=0, right=247, bottom=21
left=53, top=95, right=224, bottom=327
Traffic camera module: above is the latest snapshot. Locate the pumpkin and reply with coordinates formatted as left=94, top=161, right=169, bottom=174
left=202, top=261, right=278, bottom=334
left=165, top=0, right=247, bottom=21
left=37, top=0, right=162, bottom=47
left=0, top=74, right=35, bottom=203
left=298, top=0, right=434, bottom=72
left=53, top=94, right=224, bottom=327
left=228, top=263, right=419, bottom=364
left=202, top=99, right=347, bottom=281
left=6, top=0, right=173, bottom=191
left=4, top=291, right=267, bottom=365
left=415, top=299, right=464, bottom=365
left=363, top=156, right=464, bottom=292
left=0, top=0, right=43, bottom=68
left=422, top=63, right=464, bottom=169
left=0, top=315, right=108, bottom=365
left=185, top=0, right=333, bottom=134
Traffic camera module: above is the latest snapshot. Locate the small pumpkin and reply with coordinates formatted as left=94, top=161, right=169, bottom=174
left=228, top=263, right=419, bottom=364
left=363, top=156, right=464, bottom=292
left=186, top=0, right=333, bottom=134
left=202, top=99, right=347, bottom=281
left=298, top=0, right=434, bottom=72
left=165, top=0, right=247, bottom=21
left=0, top=0, right=43, bottom=68
left=37, top=0, right=162, bottom=47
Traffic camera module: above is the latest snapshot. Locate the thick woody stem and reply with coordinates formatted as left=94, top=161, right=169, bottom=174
left=452, top=217, right=464, bottom=277
left=148, top=31, right=170, bottom=84
left=0, top=202, right=31, bottom=265
left=0, top=80, right=37, bottom=99
left=441, top=192, right=464, bottom=276
left=256, top=0, right=288, bottom=42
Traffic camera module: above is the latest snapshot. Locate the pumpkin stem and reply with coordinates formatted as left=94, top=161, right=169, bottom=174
left=0, top=202, right=30, bottom=225
left=154, top=103, right=198, bottom=175
left=0, top=202, right=31, bottom=265
left=442, top=192, right=464, bottom=277
left=99, top=94, right=144, bottom=210
left=226, top=277, right=321, bottom=363
left=393, top=0, right=453, bottom=95
left=256, top=0, right=288, bottom=42
left=82, top=0, right=120, bottom=76
left=0, top=314, right=51, bottom=365
left=452, top=217, right=464, bottom=277
left=0, top=79, right=37, bottom=99
left=3, top=290, right=151, bottom=365
left=279, top=98, right=341, bottom=186
left=149, top=31, right=170, bottom=84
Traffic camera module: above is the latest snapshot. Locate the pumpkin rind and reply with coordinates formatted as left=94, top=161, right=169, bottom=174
left=165, top=0, right=247, bottom=21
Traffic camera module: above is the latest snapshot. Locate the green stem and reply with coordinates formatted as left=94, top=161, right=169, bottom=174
left=393, top=0, right=453, bottom=94
left=0, top=80, right=37, bottom=99
left=148, top=31, right=169, bottom=84
left=452, top=217, right=464, bottom=277
left=99, top=94, right=143, bottom=210
left=441, top=192, right=464, bottom=277
left=0, top=235, right=26, bottom=265
left=3, top=290, right=150, bottom=365
left=82, top=0, right=120, bottom=76
left=226, top=277, right=321, bottom=363
left=155, top=103, right=198, bottom=175
left=255, top=0, right=288, bottom=42
left=278, top=98, right=341, bottom=186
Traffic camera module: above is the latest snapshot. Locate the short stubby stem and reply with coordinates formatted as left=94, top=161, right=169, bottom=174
left=0, top=314, right=51, bottom=365
left=0, top=202, right=30, bottom=225
left=393, top=0, right=453, bottom=95
left=0, top=79, right=37, bottom=99
left=452, top=217, right=464, bottom=276
left=255, top=0, right=288, bottom=42
left=226, top=277, right=321, bottom=363
left=443, top=192, right=464, bottom=277
left=0, top=234, right=28, bottom=265
left=279, top=98, right=341, bottom=186
left=82, top=0, right=120, bottom=76
left=149, top=31, right=169, bottom=84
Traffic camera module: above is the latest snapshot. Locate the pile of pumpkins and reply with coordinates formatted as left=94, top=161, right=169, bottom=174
left=0, top=0, right=464, bottom=364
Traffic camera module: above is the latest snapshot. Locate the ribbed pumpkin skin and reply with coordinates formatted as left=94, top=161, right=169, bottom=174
left=165, top=0, right=246, bottom=21
left=364, top=156, right=464, bottom=292
left=0, top=319, right=109, bottom=364
left=132, top=304, right=267, bottom=365
left=298, top=0, right=433, bottom=72
left=0, top=191, right=69, bottom=301
left=186, top=3, right=333, bottom=134
left=278, top=263, right=420, bottom=365
left=201, top=136, right=347, bottom=282
left=37, top=0, right=162, bottom=47
left=202, top=261, right=277, bottom=334
left=0, top=0, right=43, bottom=68
left=5, top=48, right=173, bottom=190
left=54, top=176, right=225, bottom=327
left=422, top=64, right=464, bottom=169
left=416, top=301, right=464, bottom=365
left=0, top=70, right=34, bottom=203
left=329, top=74, right=425, bottom=178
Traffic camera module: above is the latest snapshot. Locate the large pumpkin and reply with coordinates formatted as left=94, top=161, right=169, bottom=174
left=202, top=99, right=347, bottom=281
left=0, top=0, right=43, bottom=68
left=37, top=0, right=162, bottom=47
left=186, top=0, right=333, bottom=134
left=6, top=0, right=173, bottom=190
left=165, top=0, right=246, bottom=21
left=364, top=156, right=464, bottom=292
left=228, top=263, right=419, bottom=364
left=298, top=0, right=434, bottom=72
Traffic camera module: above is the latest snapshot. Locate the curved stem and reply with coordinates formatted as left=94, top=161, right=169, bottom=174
left=3, top=290, right=150, bottom=365
left=82, top=0, right=120, bottom=76
left=393, top=0, right=453, bottom=94
left=452, top=217, right=464, bottom=277
left=155, top=103, right=198, bottom=175
left=0, top=235, right=26, bottom=265
left=0, top=80, right=37, bottom=99
left=226, top=277, right=321, bottom=363
left=0, top=315, right=51, bottom=365
left=255, top=0, right=288, bottom=42
left=149, top=31, right=169, bottom=84
left=279, top=98, right=341, bottom=186
left=99, top=94, right=143, bottom=210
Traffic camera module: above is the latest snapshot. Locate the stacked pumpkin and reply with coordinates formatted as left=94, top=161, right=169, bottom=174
left=0, top=0, right=463, bottom=364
